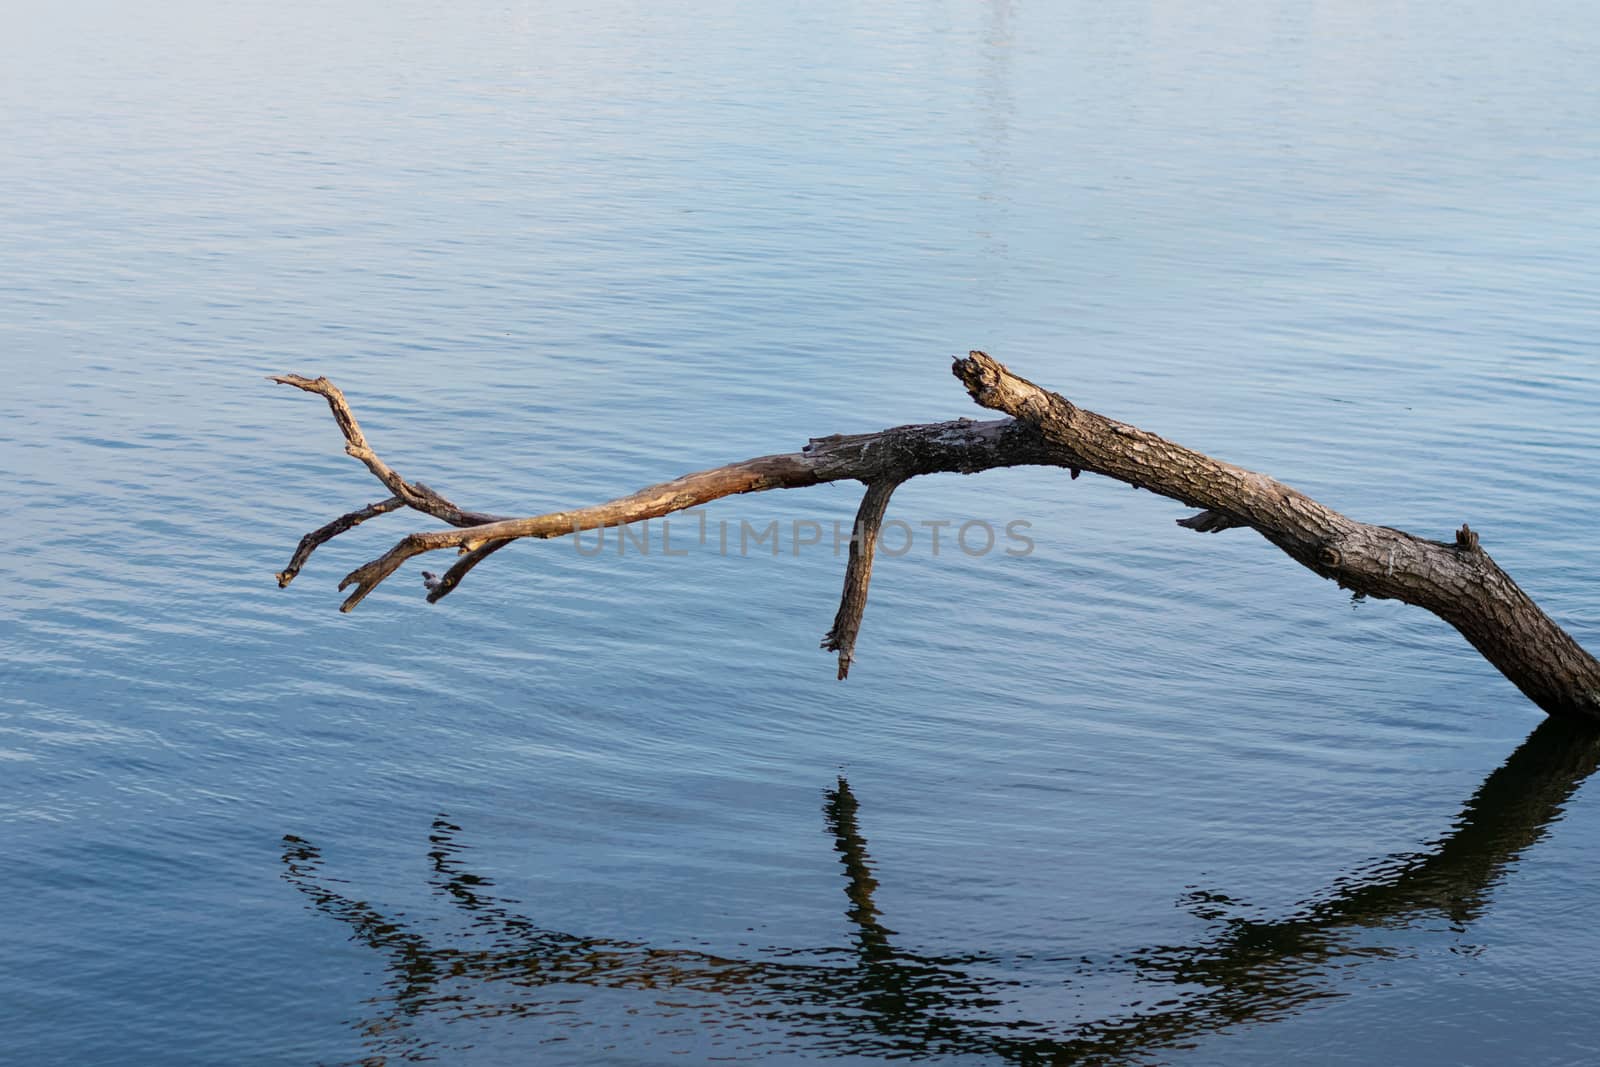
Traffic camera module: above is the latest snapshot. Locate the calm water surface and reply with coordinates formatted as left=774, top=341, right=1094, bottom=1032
left=4, top=1, right=1600, bottom=1063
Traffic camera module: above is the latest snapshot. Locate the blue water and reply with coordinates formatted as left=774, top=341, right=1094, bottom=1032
left=4, top=1, right=1600, bottom=1063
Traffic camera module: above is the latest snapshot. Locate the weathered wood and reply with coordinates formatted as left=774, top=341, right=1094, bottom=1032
left=268, top=375, right=506, bottom=527
left=276, top=494, right=404, bottom=588
left=822, top=478, right=903, bottom=680
left=269, top=374, right=1062, bottom=611
left=952, top=351, right=1600, bottom=720
left=272, top=354, right=1600, bottom=720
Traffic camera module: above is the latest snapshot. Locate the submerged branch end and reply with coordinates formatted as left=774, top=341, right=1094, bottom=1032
left=822, top=479, right=904, bottom=680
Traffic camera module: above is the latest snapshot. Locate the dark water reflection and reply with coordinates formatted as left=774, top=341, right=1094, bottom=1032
left=284, top=718, right=1600, bottom=1065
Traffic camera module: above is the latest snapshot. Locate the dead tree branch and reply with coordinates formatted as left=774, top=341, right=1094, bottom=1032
left=271, top=355, right=1600, bottom=720
left=275, top=494, right=404, bottom=588
left=822, top=478, right=903, bottom=680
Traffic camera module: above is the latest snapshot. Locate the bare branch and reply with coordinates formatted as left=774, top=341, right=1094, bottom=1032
left=336, top=532, right=437, bottom=613
left=269, top=374, right=505, bottom=526
left=272, top=354, right=1600, bottom=720
left=424, top=538, right=516, bottom=604
left=271, top=373, right=519, bottom=599
left=294, top=416, right=1062, bottom=611
left=822, top=479, right=904, bottom=679
left=276, top=495, right=404, bottom=588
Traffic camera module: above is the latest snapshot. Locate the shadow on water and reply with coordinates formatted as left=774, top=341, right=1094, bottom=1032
left=282, top=718, right=1600, bottom=1065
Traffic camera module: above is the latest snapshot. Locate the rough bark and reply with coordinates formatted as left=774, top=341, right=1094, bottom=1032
left=271, top=354, right=1600, bottom=721
left=821, top=478, right=903, bottom=680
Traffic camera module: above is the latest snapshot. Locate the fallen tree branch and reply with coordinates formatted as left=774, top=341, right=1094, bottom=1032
left=272, top=354, right=1600, bottom=720
left=270, top=374, right=1061, bottom=611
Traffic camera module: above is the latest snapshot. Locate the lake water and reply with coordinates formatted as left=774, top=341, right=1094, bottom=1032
left=4, top=1, right=1600, bottom=1063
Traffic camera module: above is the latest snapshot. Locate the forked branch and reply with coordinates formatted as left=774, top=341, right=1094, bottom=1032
left=272, top=355, right=1600, bottom=720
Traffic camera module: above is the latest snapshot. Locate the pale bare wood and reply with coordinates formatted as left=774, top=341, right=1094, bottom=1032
left=268, top=379, right=1059, bottom=612
left=268, top=374, right=507, bottom=527
left=326, top=419, right=1056, bottom=611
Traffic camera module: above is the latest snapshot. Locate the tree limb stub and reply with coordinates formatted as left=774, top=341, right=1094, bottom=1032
left=822, top=478, right=904, bottom=680
left=272, top=354, right=1600, bottom=721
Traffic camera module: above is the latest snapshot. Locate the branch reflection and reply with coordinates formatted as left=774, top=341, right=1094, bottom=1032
left=283, top=718, right=1600, bottom=1064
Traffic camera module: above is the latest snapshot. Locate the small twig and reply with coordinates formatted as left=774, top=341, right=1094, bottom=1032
left=425, top=538, right=516, bottom=603
left=1177, top=509, right=1244, bottom=534
left=269, top=374, right=504, bottom=526
left=277, top=495, right=405, bottom=587
left=336, top=532, right=443, bottom=612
